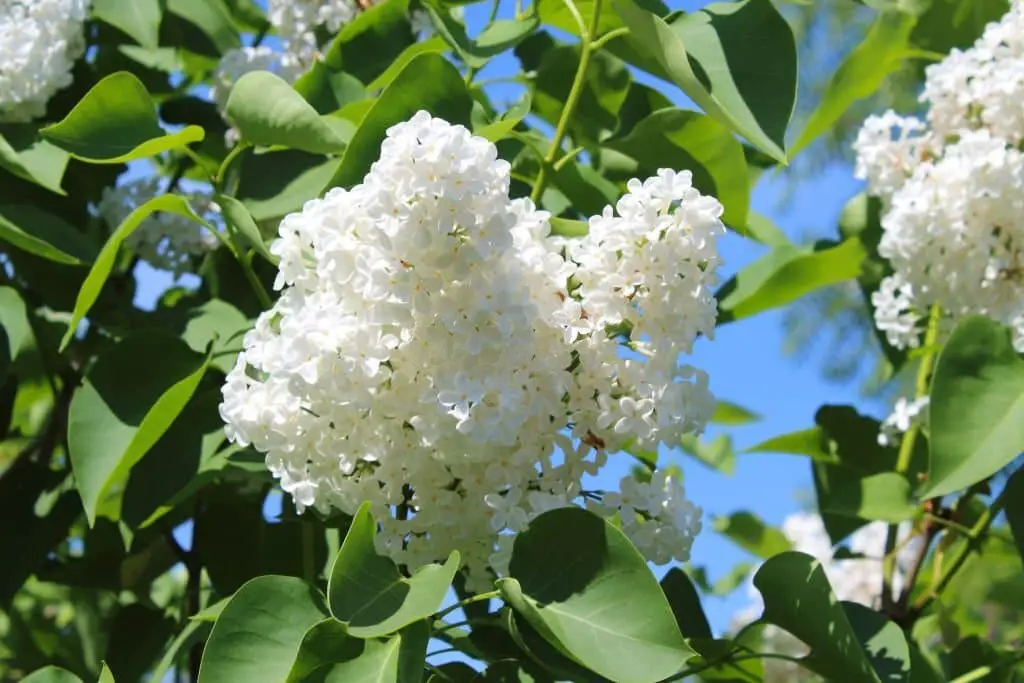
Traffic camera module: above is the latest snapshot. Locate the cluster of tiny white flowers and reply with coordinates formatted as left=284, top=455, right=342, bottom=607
left=268, top=0, right=362, bottom=66
left=219, top=111, right=722, bottom=588
left=878, top=395, right=929, bottom=448
left=98, top=178, right=221, bottom=278
left=0, top=0, right=89, bottom=122
left=731, top=512, right=917, bottom=679
left=855, top=2, right=1024, bottom=352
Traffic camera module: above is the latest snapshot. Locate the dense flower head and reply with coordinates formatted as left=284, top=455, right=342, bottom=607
left=920, top=1, right=1024, bottom=142
left=98, top=178, right=222, bottom=277
left=219, top=111, right=723, bottom=588
left=0, top=0, right=89, bottom=122
left=855, top=2, right=1024, bottom=353
left=268, top=0, right=363, bottom=66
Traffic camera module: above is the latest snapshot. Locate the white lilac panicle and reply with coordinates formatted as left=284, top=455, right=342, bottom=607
left=920, top=1, right=1024, bottom=142
left=219, top=110, right=722, bottom=589
left=0, top=0, right=89, bottom=122
left=878, top=395, right=929, bottom=448
left=97, top=178, right=222, bottom=278
left=855, top=2, right=1024, bottom=353
left=268, top=0, right=362, bottom=66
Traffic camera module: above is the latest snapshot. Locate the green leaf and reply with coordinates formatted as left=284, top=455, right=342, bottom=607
left=615, top=0, right=796, bottom=163
left=843, top=602, right=912, bottom=683
left=660, top=568, right=712, bottom=639
left=820, top=472, right=917, bottom=524
left=0, top=204, right=98, bottom=265
left=604, top=109, right=750, bottom=227
left=225, top=72, right=348, bottom=154
left=712, top=511, right=791, bottom=559
left=366, top=37, right=449, bottom=91
left=717, top=239, right=866, bottom=323
left=41, top=73, right=205, bottom=163
left=327, top=502, right=459, bottom=638
left=0, top=124, right=70, bottom=194
left=1004, top=467, right=1024, bottom=562
left=97, top=665, right=114, bottom=683
left=91, top=0, right=162, bottom=48
left=500, top=507, right=693, bottom=683
left=753, top=552, right=885, bottom=683
left=743, top=427, right=834, bottom=461
left=68, top=332, right=208, bottom=524
left=549, top=217, right=588, bottom=237
left=328, top=54, right=473, bottom=190
left=198, top=576, right=329, bottom=683
left=910, top=0, right=1009, bottom=56
left=166, top=0, right=241, bottom=53
left=181, top=299, right=249, bottom=373
left=0, top=287, right=30, bottom=385
left=792, top=12, right=916, bottom=155
left=22, top=668, right=84, bottom=683
left=474, top=92, right=532, bottom=142
left=287, top=619, right=429, bottom=683
left=149, top=620, right=212, bottom=683
left=680, top=433, right=736, bottom=474
left=321, top=0, right=415, bottom=86
left=427, top=4, right=539, bottom=69
left=710, top=400, right=761, bottom=425
left=237, top=150, right=340, bottom=223
left=60, top=194, right=213, bottom=350
left=217, top=193, right=276, bottom=265
left=740, top=211, right=791, bottom=246
left=922, top=316, right=1024, bottom=498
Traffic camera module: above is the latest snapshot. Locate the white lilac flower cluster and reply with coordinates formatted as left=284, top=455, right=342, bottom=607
left=0, top=0, right=89, bottom=122
left=219, top=111, right=723, bottom=589
left=732, top=512, right=917, bottom=680
left=877, top=395, right=929, bottom=448
left=98, top=178, right=221, bottom=278
left=854, top=2, right=1024, bottom=352
left=268, top=0, right=363, bottom=67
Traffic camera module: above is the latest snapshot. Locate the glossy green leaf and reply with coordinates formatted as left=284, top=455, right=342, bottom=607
left=1005, top=467, right=1024, bottom=562
left=475, top=92, right=532, bottom=142
left=680, top=433, right=736, bottom=474
left=60, top=194, right=213, bottom=350
left=42, top=72, right=205, bottom=163
left=0, top=124, right=70, bottom=194
left=198, top=576, right=329, bottom=683
left=820, top=472, right=917, bottom=523
left=922, top=317, right=1024, bottom=498
left=660, top=568, right=712, bottom=639
left=328, top=502, right=459, bottom=638
left=427, top=4, right=539, bottom=69
left=910, top=0, right=1010, bottom=56
left=166, top=0, right=241, bottom=52
left=321, top=0, right=415, bottom=85
left=711, top=400, right=761, bottom=425
left=549, top=217, right=588, bottom=237
left=328, top=54, right=473, bottom=190
left=150, top=620, right=212, bottom=683
left=0, top=204, right=96, bottom=265
left=743, top=426, right=836, bottom=462
left=844, top=602, right=912, bottom=683
left=792, top=12, right=916, bottom=155
left=616, top=0, right=796, bottom=163
left=225, top=72, right=348, bottom=154
left=92, top=0, right=162, bottom=48
left=68, top=332, right=208, bottom=524
left=754, top=552, right=886, bottom=683
left=217, top=193, right=276, bottom=265
left=366, top=37, right=449, bottom=91
left=717, top=239, right=867, bottom=323
left=605, top=109, right=750, bottom=226
left=22, top=668, right=84, bottom=683
left=741, top=211, right=791, bottom=246
left=238, top=150, right=340, bottom=223
left=0, top=287, right=30, bottom=385
left=501, top=507, right=693, bottom=683
left=712, top=511, right=791, bottom=559
left=287, top=619, right=429, bottom=683
left=181, top=299, right=249, bottom=373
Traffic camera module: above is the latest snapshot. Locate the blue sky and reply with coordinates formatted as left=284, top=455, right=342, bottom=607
left=145, top=0, right=888, bottom=636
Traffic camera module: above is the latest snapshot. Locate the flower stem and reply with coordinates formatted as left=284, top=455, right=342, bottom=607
left=241, top=251, right=273, bottom=309
left=435, top=589, right=501, bottom=620
left=529, top=0, right=602, bottom=203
